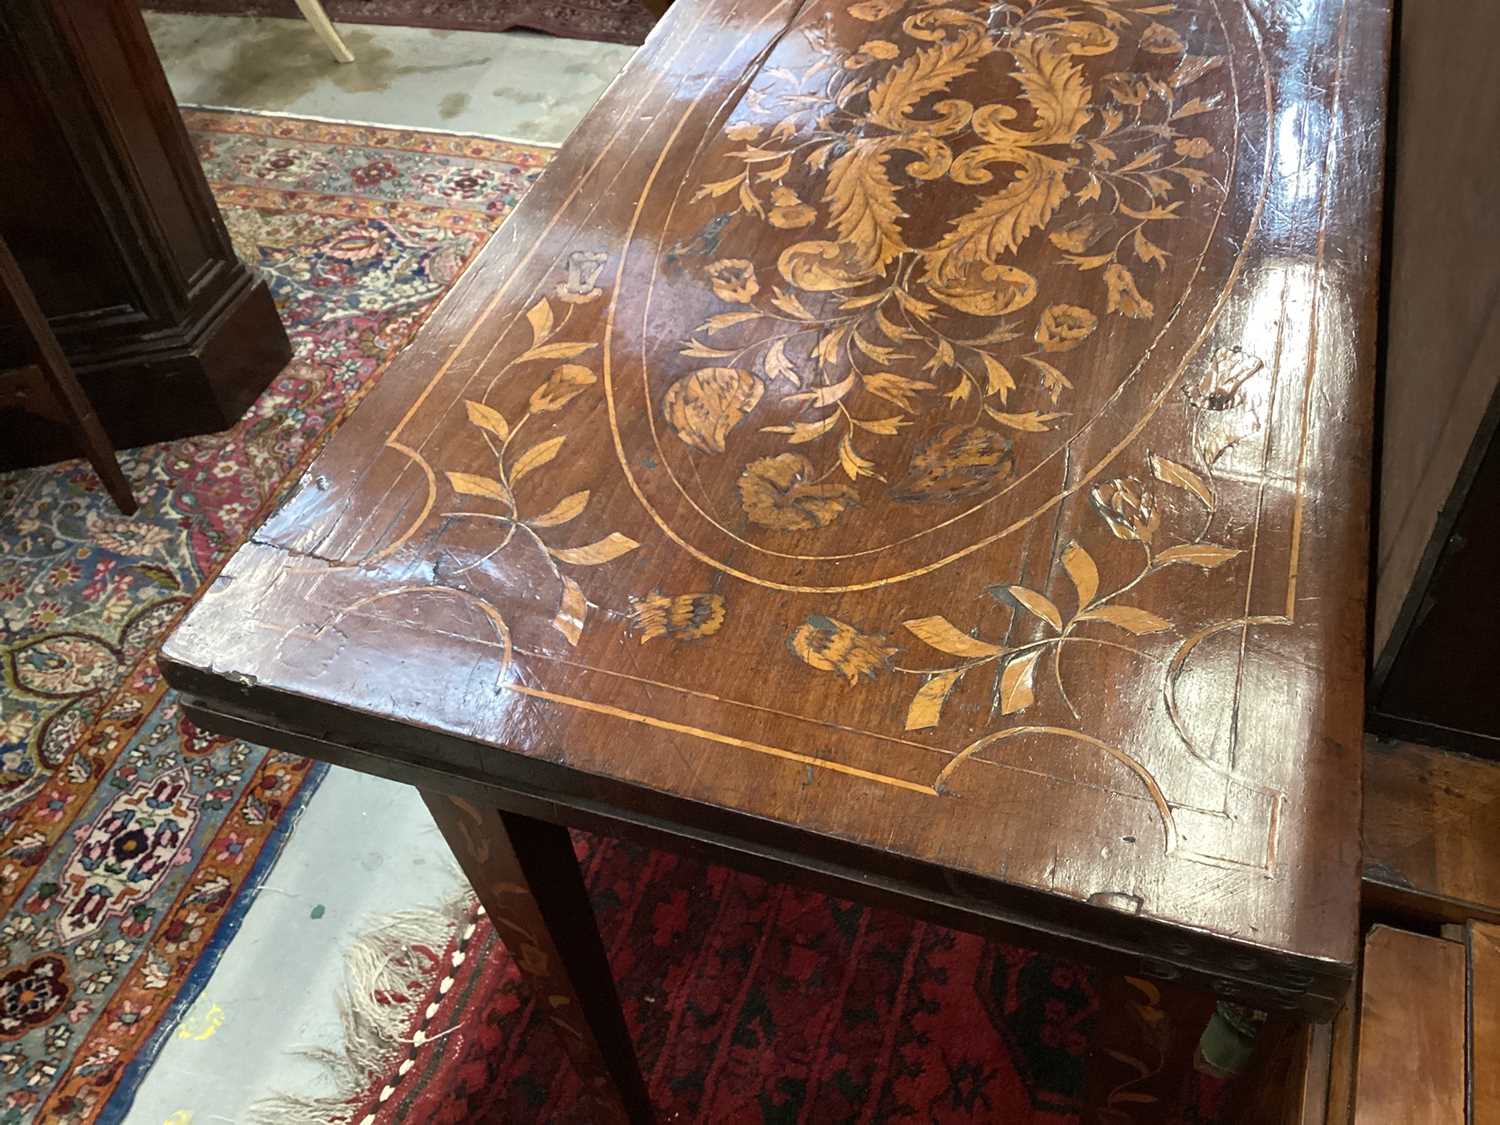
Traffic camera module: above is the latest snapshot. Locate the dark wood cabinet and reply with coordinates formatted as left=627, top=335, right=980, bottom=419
left=1368, top=0, right=1500, bottom=758
left=0, top=0, right=289, bottom=469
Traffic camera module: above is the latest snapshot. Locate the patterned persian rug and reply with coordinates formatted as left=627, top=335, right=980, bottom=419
left=255, top=835, right=1234, bottom=1124
left=0, top=109, right=550, bottom=1121
left=140, top=0, right=657, bottom=47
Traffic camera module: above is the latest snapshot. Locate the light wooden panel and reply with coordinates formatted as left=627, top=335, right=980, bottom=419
left=1375, top=0, right=1500, bottom=662
left=1363, top=737, right=1500, bottom=924
left=1353, top=926, right=1466, bottom=1124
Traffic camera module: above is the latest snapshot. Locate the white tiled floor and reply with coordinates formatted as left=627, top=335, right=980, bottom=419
left=146, top=12, right=636, bottom=144
left=125, top=16, right=632, bottom=1122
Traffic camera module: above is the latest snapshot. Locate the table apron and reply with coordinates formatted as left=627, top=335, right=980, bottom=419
left=176, top=693, right=1349, bottom=1020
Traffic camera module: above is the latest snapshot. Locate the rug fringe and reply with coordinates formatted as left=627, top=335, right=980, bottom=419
left=246, top=893, right=474, bottom=1124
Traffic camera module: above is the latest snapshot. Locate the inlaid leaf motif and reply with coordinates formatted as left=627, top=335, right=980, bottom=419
left=549, top=532, right=640, bottom=566
left=902, top=615, right=1002, bottom=658
left=990, top=585, right=1063, bottom=632
left=777, top=240, right=878, bottom=292
left=464, top=400, right=509, bottom=441
left=528, top=490, right=590, bottom=528
left=847, top=0, right=900, bottom=20
left=761, top=415, right=842, bottom=444
left=1149, top=453, right=1214, bottom=508
left=866, top=33, right=994, bottom=132
left=663, top=368, right=765, bottom=454
left=906, top=668, right=965, bottom=731
left=789, top=616, right=897, bottom=684
left=447, top=472, right=512, bottom=505
left=837, top=432, right=878, bottom=480
left=863, top=372, right=934, bottom=412
left=980, top=353, right=1015, bottom=400
left=1000, top=649, right=1042, bottom=714
left=763, top=338, right=801, bottom=384
left=824, top=143, right=912, bottom=271
left=629, top=592, right=727, bottom=643
left=1009, top=35, right=1093, bottom=144
left=525, top=298, right=554, bottom=346
left=510, top=436, right=565, bottom=483
left=1075, top=605, right=1171, bottom=634
left=891, top=424, right=1014, bottom=502
left=1062, top=541, right=1099, bottom=609
left=984, top=408, right=1065, bottom=432
left=529, top=365, right=596, bottom=413
left=785, top=372, right=856, bottom=409
left=738, top=453, right=859, bottom=530
left=552, top=577, right=587, bottom=645
left=1154, top=543, right=1242, bottom=568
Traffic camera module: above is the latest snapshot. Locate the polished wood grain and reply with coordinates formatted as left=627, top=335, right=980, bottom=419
left=1363, top=738, right=1500, bottom=927
left=423, top=795, right=650, bottom=1123
left=1352, top=926, right=1465, bottom=1125
left=1472, top=922, right=1500, bottom=1125
left=162, top=0, right=1388, bottom=1033
left=1322, top=1000, right=1356, bottom=1125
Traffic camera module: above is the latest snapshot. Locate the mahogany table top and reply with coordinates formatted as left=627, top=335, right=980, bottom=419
left=162, top=0, right=1390, bottom=1013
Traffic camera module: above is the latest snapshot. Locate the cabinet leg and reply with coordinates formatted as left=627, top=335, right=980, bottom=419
left=422, top=792, right=652, bottom=1124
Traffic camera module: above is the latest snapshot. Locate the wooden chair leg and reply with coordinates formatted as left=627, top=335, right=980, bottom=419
left=292, top=0, right=356, bottom=64
left=0, top=239, right=137, bottom=515
left=422, top=792, right=653, bottom=1124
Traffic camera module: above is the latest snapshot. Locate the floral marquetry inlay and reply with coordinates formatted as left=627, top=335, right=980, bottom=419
left=614, top=0, right=1235, bottom=572
left=166, top=0, right=1384, bottom=991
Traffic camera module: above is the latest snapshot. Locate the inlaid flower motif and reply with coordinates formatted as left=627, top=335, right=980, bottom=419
left=706, top=259, right=759, bottom=303
left=663, top=368, right=764, bottom=453
left=768, top=187, right=817, bottom=230
left=1047, top=214, right=1112, bottom=254
left=528, top=364, right=597, bottom=414
left=1104, top=263, right=1154, bottom=319
left=1140, top=21, right=1186, bottom=54
left=724, top=121, right=761, bottom=142
left=628, top=593, right=727, bottom=643
left=1090, top=477, right=1160, bottom=543
left=1174, top=137, right=1214, bottom=159
left=891, top=424, right=1014, bottom=503
left=738, top=454, right=860, bottom=530
left=1035, top=305, right=1099, bottom=353
left=789, top=616, right=898, bottom=685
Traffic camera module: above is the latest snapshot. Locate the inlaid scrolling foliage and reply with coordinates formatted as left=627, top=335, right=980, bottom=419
left=675, top=0, right=1226, bottom=525
left=442, top=285, right=640, bottom=648
left=896, top=451, right=1239, bottom=730
left=783, top=441, right=1242, bottom=739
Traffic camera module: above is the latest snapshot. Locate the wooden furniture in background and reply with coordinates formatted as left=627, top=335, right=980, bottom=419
left=1471, top=921, right=1500, bottom=1123
left=160, top=0, right=1391, bottom=1115
left=1368, top=0, right=1500, bottom=758
left=0, top=0, right=290, bottom=471
left=1363, top=737, right=1500, bottom=928
left=0, top=236, right=136, bottom=512
left=1352, top=926, right=1467, bottom=1125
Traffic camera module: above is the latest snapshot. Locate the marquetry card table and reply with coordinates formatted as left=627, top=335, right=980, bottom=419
left=161, top=0, right=1390, bottom=1116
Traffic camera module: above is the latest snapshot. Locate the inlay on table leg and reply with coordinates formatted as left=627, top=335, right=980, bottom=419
left=421, top=792, right=652, bottom=1124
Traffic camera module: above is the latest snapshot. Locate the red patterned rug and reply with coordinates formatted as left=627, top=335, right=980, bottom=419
left=252, top=835, right=1236, bottom=1124
left=140, top=0, right=657, bottom=47
left=0, top=110, right=550, bottom=1121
